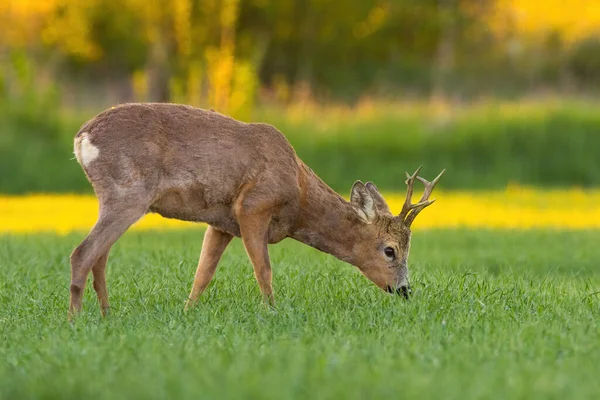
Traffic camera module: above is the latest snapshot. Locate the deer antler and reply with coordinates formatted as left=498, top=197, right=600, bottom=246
left=398, top=167, right=445, bottom=227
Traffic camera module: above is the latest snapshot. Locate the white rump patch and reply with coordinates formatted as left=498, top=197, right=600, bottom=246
left=74, top=132, right=99, bottom=167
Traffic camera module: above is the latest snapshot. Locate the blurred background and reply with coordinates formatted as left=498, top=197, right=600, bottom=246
left=1, top=0, right=600, bottom=194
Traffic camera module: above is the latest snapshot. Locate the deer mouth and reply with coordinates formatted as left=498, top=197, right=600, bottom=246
left=386, top=285, right=412, bottom=299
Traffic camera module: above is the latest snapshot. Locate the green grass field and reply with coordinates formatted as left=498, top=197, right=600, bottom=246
left=1, top=229, right=599, bottom=399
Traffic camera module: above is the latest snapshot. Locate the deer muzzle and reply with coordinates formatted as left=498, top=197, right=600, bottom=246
left=386, top=283, right=412, bottom=299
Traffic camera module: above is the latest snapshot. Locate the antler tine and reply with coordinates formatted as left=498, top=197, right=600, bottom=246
left=416, top=168, right=445, bottom=200
left=398, top=166, right=423, bottom=220
left=404, top=169, right=446, bottom=227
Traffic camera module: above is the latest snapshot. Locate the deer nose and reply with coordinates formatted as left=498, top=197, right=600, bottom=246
left=386, top=284, right=412, bottom=299
left=396, top=285, right=412, bottom=299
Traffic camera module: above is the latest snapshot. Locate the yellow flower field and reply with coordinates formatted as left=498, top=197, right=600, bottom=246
left=2, top=187, right=600, bottom=234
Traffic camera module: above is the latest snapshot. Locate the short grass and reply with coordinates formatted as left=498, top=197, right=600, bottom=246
left=1, top=229, right=599, bottom=400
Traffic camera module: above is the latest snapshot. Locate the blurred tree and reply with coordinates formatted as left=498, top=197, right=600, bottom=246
left=2, top=0, right=600, bottom=108
left=568, top=37, right=600, bottom=88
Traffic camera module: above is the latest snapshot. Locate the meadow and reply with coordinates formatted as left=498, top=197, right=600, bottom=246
left=2, top=97, right=600, bottom=399
left=1, top=228, right=599, bottom=399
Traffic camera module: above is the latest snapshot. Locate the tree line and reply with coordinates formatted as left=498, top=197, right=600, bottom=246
left=1, top=0, right=600, bottom=114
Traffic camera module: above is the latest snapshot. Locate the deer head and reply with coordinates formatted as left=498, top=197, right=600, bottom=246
left=349, top=166, right=445, bottom=298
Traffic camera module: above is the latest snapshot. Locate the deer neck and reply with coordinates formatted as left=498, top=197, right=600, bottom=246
left=291, top=163, right=362, bottom=264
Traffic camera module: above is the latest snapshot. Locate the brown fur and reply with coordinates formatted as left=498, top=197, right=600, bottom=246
left=68, top=103, right=443, bottom=318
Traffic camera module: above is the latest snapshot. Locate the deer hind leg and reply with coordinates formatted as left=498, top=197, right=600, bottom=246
left=185, top=226, right=233, bottom=311
left=92, top=252, right=110, bottom=316
left=69, top=197, right=149, bottom=319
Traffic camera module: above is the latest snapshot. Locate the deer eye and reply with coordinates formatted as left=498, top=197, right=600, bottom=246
left=384, top=247, right=395, bottom=259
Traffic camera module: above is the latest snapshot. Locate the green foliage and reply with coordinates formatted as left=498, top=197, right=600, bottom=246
left=280, top=105, right=600, bottom=190
left=0, top=75, right=86, bottom=193
left=4, top=0, right=600, bottom=104
left=568, top=37, right=600, bottom=88
left=2, top=101, right=599, bottom=193
left=8, top=0, right=594, bottom=102
left=0, top=229, right=599, bottom=399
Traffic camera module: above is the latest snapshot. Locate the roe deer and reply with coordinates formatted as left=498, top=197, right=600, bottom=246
left=70, top=103, right=444, bottom=317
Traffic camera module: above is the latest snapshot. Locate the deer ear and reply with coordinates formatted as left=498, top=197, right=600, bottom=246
left=365, top=182, right=392, bottom=216
left=351, top=181, right=378, bottom=222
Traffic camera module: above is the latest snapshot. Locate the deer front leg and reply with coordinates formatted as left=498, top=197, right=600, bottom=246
left=238, top=213, right=275, bottom=307
left=185, top=226, right=233, bottom=311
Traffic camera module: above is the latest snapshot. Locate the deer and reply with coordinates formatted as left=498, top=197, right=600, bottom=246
left=69, top=103, right=444, bottom=318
